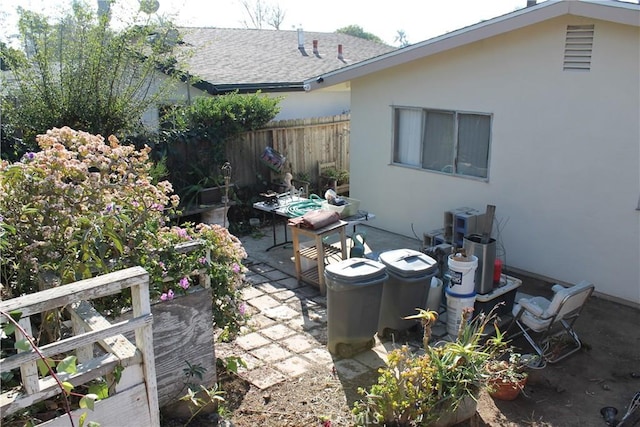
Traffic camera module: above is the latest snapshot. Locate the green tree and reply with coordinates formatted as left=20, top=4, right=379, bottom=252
left=336, top=25, right=383, bottom=43
left=0, top=1, right=183, bottom=159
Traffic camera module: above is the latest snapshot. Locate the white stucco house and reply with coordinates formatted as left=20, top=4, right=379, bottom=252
left=141, top=28, right=395, bottom=128
left=304, top=0, right=640, bottom=306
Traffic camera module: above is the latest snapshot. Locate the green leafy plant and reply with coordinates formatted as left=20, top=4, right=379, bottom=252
left=321, top=167, right=349, bottom=185
left=1, top=309, right=102, bottom=427
left=352, top=306, right=507, bottom=426
left=182, top=361, right=207, bottom=390
left=485, top=352, right=529, bottom=386
left=218, top=355, right=247, bottom=375
left=180, top=384, right=225, bottom=427
left=295, top=171, right=311, bottom=183
left=172, top=361, right=228, bottom=427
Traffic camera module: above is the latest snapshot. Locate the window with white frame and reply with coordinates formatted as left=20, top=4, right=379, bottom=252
left=393, top=107, right=492, bottom=179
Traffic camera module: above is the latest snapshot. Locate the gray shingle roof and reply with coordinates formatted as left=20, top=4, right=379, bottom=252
left=176, top=27, right=395, bottom=92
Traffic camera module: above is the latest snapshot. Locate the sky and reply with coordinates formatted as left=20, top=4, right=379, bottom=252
left=1, top=0, right=538, bottom=46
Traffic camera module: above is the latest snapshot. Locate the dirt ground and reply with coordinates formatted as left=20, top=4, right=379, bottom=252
left=170, top=277, right=639, bottom=427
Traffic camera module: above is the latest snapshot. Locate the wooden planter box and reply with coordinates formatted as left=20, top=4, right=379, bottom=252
left=119, top=286, right=216, bottom=408
left=150, top=286, right=216, bottom=408
left=42, top=288, right=217, bottom=427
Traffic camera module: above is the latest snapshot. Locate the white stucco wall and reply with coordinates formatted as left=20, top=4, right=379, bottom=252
left=349, top=16, right=640, bottom=304
left=142, top=75, right=350, bottom=127
left=272, top=90, right=350, bottom=120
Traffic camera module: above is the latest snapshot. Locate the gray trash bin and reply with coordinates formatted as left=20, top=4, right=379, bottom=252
left=377, top=249, right=438, bottom=338
left=325, top=258, right=388, bottom=358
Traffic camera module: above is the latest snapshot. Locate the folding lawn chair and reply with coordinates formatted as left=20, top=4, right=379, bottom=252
left=509, top=280, right=595, bottom=367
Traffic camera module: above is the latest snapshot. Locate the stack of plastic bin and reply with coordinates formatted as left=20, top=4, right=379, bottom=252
left=377, top=249, right=438, bottom=338
left=325, top=258, right=388, bottom=358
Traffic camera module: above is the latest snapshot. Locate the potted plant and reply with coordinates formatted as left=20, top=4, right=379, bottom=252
left=485, top=352, right=530, bottom=401
left=352, top=307, right=508, bottom=426
left=320, top=166, right=350, bottom=195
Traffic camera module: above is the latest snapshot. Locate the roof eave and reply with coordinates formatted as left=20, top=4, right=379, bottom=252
left=193, top=80, right=304, bottom=95
left=304, top=0, right=639, bottom=91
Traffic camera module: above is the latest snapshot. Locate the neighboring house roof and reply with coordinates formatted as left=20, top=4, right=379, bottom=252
left=175, top=28, right=396, bottom=94
left=304, top=0, right=640, bottom=91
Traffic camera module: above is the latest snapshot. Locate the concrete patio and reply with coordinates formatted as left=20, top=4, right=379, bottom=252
left=219, top=221, right=523, bottom=389
left=214, top=222, right=430, bottom=389
left=213, top=220, right=639, bottom=426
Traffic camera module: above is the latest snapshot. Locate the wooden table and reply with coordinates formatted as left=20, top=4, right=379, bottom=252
left=290, top=220, right=348, bottom=295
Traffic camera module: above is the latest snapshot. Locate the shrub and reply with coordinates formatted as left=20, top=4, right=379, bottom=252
left=150, top=91, right=281, bottom=207
left=0, top=127, right=247, bottom=340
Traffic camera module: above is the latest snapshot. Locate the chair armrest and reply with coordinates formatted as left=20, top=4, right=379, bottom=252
left=519, top=299, right=545, bottom=317
left=551, top=284, right=567, bottom=294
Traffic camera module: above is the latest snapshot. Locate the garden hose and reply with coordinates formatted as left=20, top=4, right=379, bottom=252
left=285, top=194, right=324, bottom=217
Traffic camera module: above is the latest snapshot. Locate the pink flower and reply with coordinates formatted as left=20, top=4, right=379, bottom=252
left=198, top=257, right=208, bottom=265
left=239, top=302, right=247, bottom=316
left=175, top=228, right=192, bottom=240
left=159, top=261, right=168, bottom=277
left=160, top=289, right=175, bottom=301
left=232, top=263, right=241, bottom=274
left=179, top=277, right=190, bottom=290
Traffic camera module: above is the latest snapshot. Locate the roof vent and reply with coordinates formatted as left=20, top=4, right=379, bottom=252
left=337, top=44, right=344, bottom=61
left=313, top=39, right=320, bottom=57
left=297, top=28, right=308, bottom=56
left=563, top=24, right=594, bottom=71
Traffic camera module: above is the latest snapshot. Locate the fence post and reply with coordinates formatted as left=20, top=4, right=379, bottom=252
left=130, top=271, right=160, bottom=427
left=17, top=317, right=39, bottom=395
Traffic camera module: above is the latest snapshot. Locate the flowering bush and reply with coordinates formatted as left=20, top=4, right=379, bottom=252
left=139, top=223, right=248, bottom=339
left=0, top=127, right=247, bottom=340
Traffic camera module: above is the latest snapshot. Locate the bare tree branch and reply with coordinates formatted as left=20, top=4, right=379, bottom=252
left=239, top=0, right=286, bottom=30
left=267, top=4, right=286, bottom=30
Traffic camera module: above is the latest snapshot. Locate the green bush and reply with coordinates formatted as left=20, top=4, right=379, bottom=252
left=152, top=91, right=280, bottom=206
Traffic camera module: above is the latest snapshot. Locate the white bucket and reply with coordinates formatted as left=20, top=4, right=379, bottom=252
left=445, top=289, right=476, bottom=337
left=447, top=254, right=478, bottom=295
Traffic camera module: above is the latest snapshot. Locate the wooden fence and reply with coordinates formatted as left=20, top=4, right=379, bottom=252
left=0, top=267, right=160, bottom=426
left=225, top=114, right=350, bottom=190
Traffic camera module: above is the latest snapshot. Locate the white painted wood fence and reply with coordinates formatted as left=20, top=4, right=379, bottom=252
left=0, top=267, right=160, bottom=427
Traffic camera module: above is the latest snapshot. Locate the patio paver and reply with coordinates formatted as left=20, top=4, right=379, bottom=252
left=229, top=261, right=429, bottom=392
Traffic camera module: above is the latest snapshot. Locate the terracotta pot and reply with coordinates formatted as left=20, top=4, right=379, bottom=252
left=488, top=376, right=528, bottom=401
